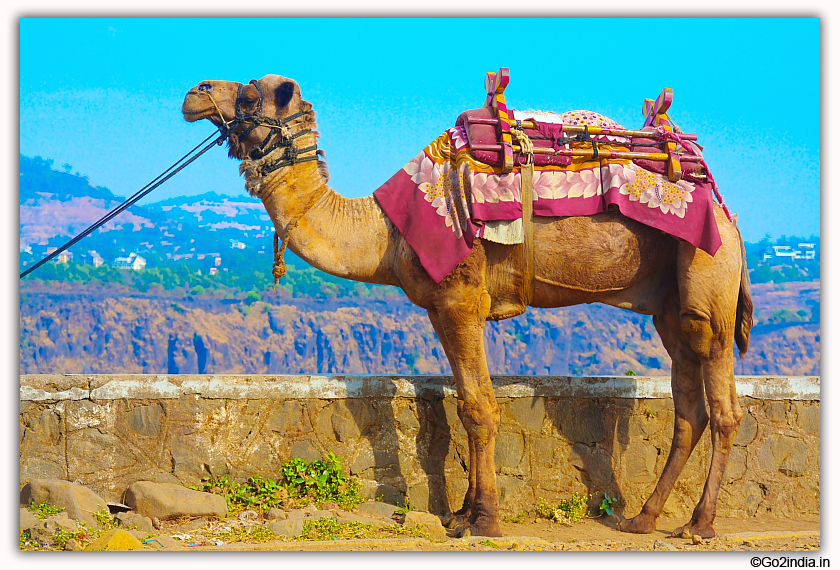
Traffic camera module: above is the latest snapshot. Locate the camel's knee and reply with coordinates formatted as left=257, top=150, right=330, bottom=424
left=711, top=409, right=741, bottom=443
left=680, top=313, right=714, bottom=359
left=458, top=399, right=500, bottom=445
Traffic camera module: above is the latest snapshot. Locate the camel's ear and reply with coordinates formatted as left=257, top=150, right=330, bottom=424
left=275, top=81, right=296, bottom=109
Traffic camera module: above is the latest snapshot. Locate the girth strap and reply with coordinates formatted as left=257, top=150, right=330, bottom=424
left=520, top=162, right=536, bottom=306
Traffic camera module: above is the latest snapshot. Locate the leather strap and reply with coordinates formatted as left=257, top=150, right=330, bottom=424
left=521, top=162, right=536, bottom=306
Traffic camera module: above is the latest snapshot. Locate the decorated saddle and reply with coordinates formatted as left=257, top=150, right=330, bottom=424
left=374, top=68, right=730, bottom=285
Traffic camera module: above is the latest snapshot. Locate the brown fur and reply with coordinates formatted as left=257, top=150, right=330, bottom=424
left=183, top=74, right=754, bottom=539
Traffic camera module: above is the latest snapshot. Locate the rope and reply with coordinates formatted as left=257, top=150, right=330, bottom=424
left=20, top=129, right=225, bottom=278
left=271, top=186, right=328, bottom=287
left=510, top=127, right=534, bottom=165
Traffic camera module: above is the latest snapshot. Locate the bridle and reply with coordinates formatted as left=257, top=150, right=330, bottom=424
left=199, top=79, right=325, bottom=287
left=202, top=79, right=321, bottom=176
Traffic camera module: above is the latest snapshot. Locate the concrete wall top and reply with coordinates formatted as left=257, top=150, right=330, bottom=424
left=19, top=374, right=821, bottom=403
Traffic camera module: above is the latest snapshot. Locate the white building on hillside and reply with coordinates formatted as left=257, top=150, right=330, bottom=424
left=113, top=252, right=147, bottom=270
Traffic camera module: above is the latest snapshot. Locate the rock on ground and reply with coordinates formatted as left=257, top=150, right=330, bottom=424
left=19, top=507, right=39, bottom=531
left=83, top=529, right=145, bottom=551
left=115, top=512, right=154, bottom=534
left=264, top=508, right=287, bottom=521
left=123, top=481, right=227, bottom=521
left=20, top=478, right=109, bottom=528
left=266, top=518, right=304, bottom=538
left=356, top=501, right=400, bottom=518
left=402, top=511, right=447, bottom=541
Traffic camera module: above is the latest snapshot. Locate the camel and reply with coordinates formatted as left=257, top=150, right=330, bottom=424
left=182, top=74, right=754, bottom=539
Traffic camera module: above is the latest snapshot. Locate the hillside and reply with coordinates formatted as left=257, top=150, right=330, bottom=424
left=19, top=281, right=819, bottom=377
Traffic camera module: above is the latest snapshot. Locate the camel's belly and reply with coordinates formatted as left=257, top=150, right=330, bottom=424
left=530, top=213, right=678, bottom=309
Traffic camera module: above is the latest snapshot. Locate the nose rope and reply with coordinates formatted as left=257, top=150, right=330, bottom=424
left=199, top=90, right=232, bottom=132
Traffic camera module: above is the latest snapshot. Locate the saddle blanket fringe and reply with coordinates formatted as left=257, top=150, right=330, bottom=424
left=374, top=114, right=722, bottom=284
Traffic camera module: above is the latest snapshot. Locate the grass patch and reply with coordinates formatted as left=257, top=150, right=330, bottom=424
left=191, top=452, right=364, bottom=515
left=537, top=493, right=591, bottom=525
left=206, top=525, right=276, bottom=543
left=293, top=518, right=432, bottom=542
left=296, top=518, right=372, bottom=541
left=27, top=501, right=64, bottom=520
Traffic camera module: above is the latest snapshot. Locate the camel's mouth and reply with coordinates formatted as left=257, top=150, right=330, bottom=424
left=181, top=104, right=216, bottom=123
left=181, top=92, right=221, bottom=123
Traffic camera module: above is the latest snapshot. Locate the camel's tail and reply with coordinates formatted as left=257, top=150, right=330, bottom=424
left=734, top=223, right=754, bottom=359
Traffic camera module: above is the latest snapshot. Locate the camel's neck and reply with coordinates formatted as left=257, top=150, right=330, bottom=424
left=253, top=161, right=397, bottom=286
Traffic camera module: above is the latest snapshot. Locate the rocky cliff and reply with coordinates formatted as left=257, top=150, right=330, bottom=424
left=20, top=282, right=819, bottom=377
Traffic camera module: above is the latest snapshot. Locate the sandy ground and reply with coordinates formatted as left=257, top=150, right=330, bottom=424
left=146, top=514, right=820, bottom=552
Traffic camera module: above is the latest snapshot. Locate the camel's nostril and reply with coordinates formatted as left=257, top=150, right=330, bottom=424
left=198, top=84, right=212, bottom=92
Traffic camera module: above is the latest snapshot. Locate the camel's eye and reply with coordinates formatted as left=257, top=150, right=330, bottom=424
left=198, top=84, right=212, bottom=92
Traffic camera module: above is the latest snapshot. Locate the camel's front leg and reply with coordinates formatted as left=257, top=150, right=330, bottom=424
left=428, top=311, right=476, bottom=527
left=429, top=289, right=501, bottom=537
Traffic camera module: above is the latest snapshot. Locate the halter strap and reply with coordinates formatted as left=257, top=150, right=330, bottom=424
left=218, top=79, right=322, bottom=175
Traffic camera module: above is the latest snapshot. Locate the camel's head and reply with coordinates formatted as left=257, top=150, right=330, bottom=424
left=182, top=74, right=316, bottom=162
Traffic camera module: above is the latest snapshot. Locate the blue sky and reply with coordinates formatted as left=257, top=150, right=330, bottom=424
left=19, top=17, right=820, bottom=242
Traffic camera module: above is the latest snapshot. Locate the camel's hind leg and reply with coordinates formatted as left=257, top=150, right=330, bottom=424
left=619, top=292, right=709, bottom=534
left=621, top=220, right=743, bottom=539
left=674, top=228, right=744, bottom=539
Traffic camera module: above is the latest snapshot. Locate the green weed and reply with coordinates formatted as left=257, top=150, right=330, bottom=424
left=296, top=517, right=371, bottom=541
left=27, top=501, right=64, bottom=520
left=191, top=452, right=364, bottom=514
left=537, top=493, right=591, bottom=525
left=599, top=493, right=619, bottom=516
left=503, top=511, right=527, bottom=523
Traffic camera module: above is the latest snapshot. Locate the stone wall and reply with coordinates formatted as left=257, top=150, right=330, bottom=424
left=20, top=374, right=820, bottom=520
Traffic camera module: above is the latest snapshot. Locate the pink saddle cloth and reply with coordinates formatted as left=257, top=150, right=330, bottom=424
left=373, top=111, right=723, bottom=284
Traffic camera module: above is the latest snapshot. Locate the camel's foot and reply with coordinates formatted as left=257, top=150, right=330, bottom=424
left=451, top=516, right=502, bottom=538
left=442, top=511, right=469, bottom=529
left=672, top=521, right=716, bottom=540
left=617, top=512, right=657, bottom=534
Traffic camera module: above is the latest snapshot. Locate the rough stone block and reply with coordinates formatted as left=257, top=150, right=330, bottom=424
left=724, top=446, right=748, bottom=482
left=290, top=439, right=322, bottom=463
left=765, top=401, right=787, bottom=423
left=374, top=483, right=405, bottom=506
left=20, top=478, right=109, bottom=528
left=43, top=513, right=79, bottom=534
left=66, top=428, right=136, bottom=475
left=507, top=397, right=546, bottom=432
left=794, top=402, right=820, bottom=435
left=494, top=431, right=524, bottom=469
left=395, top=403, right=421, bottom=433
left=266, top=400, right=309, bottom=435
left=558, top=402, right=606, bottom=445
left=734, top=411, right=758, bottom=447
left=568, top=443, right=613, bottom=487
left=123, top=481, right=228, bottom=521
left=623, top=443, right=658, bottom=484
left=124, top=403, right=164, bottom=437
left=757, top=434, right=809, bottom=477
